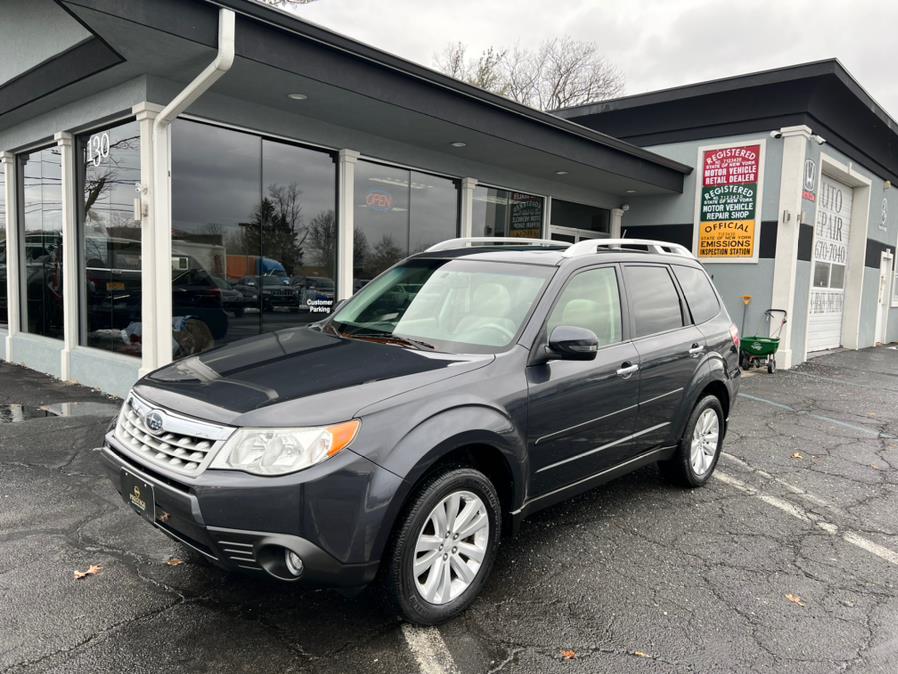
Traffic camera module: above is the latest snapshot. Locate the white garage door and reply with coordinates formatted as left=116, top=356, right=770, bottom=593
left=807, top=175, right=852, bottom=352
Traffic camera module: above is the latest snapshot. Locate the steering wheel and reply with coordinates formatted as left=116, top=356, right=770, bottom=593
left=469, top=322, right=515, bottom=343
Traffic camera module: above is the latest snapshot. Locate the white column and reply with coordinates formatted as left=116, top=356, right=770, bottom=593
left=542, top=195, right=552, bottom=239
left=769, top=125, right=812, bottom=369
left=610, top=207, right=625, bottom=238
left=133, top=103, right=162, bottom=375
left=54, top=132, right=77, bottom=380
left=460, top=177, right=477, bottom=238
left=337, top=149, right=359, bottom=300
left=152, top=117, right=175, bottom=367
left=1, top=152, right=19, bottom=360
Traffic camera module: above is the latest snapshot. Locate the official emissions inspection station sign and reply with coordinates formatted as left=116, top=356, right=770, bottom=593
left=695, top=142, right=764, bottom=262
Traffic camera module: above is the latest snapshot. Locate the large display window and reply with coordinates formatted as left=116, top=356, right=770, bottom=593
left=19, top=145, right=63, bottom=339
left=77, top=120, right=142, bottom=355
left=472, top=186, right=543, bottom=239
left=171, top=119, right=336, bottom=356
left=353, top=161, right=458, bottom=287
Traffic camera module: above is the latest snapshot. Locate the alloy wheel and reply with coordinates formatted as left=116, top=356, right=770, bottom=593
left=690, top=408, right=720, bottom=476
left=412, top=490, right=489, bottom=605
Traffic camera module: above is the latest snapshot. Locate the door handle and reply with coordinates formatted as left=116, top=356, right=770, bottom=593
left=688, top=343, right=705, bottom=355
left=616, top=362, right=639, bottom=378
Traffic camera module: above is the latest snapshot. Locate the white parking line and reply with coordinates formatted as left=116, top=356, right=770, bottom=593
left=714, top=471, right=898, bottom=567
left=401, top=624, right=460, bottom=674
left=738, top=392, right=895, bottom=439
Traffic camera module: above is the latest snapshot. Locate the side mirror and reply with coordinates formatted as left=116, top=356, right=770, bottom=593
left=547, top=325, right=599, bottom=361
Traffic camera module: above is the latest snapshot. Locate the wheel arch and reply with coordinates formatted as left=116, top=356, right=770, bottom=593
left=368, top=407, right=527, bottom=568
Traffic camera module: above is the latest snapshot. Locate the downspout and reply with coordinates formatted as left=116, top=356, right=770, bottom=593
left=150, top=8, right=236, bottom=368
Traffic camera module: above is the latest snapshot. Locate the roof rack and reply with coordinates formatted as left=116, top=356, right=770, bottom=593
left=425, top=237, right=564, bottom=252
left=562, top=238, right=695, bottom=259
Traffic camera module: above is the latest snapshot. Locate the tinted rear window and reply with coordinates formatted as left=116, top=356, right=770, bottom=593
left=624, top=265, right=684, bottom=337
left=673, top=265, right=720, bottom=324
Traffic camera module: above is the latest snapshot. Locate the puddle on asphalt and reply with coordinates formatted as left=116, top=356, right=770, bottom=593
left=0, top=404, right=46, bottom=423
left=0, top=401, right=120, bottom=423
left=40, top=402, right=121, bottom=418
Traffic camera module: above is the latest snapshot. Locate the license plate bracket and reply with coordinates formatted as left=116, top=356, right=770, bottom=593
left=121, top=469, right=155, bottom=523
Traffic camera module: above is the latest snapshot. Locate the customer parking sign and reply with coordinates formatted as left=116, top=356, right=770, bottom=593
left=695, top=143, right=763, bottom=261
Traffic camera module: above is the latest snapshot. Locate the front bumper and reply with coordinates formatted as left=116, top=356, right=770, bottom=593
left=100, top=434, right=402, bottom=586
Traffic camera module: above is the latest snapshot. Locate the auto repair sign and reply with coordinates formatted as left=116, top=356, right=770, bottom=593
left=695, top=143, right=763, bottom=261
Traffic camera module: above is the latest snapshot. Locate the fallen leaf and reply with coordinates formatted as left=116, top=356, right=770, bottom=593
left=166, top=558, right=184, bottom=567
left=73, top=564, right=103, bottom=580
left=785, top=593, right=805, bottom=606
left=632, top=651, right=652, bottom=658
left=791, top=452, right=803, bottom=460
left=561, top=650, right=576, bottom=660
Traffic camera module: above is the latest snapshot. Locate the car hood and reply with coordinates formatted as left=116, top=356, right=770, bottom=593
left=134, top=327, right=493, bottom=427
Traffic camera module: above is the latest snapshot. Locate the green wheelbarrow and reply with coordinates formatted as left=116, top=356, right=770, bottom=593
left=740, top=309, right=787, bottom=374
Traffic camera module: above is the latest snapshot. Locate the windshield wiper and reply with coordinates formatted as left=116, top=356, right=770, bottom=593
left=344, top=330, right=436, bottom=351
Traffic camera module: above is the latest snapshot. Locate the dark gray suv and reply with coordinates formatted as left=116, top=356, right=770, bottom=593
left=100, top=237, right=741, bottom=624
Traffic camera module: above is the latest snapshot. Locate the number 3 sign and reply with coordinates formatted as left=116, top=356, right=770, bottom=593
left=88, top=132, right=110, bottom=167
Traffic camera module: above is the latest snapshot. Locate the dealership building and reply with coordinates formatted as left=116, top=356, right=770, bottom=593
left=2, top=0, right=897, bottom=397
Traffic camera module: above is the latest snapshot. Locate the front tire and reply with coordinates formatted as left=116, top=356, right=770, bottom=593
left=659, top=395, right=724, bottom=487
left=384, top=467, right=501, bottom=625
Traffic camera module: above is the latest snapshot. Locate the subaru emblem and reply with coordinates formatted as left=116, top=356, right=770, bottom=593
left=145, top=411, right=164, bottom=434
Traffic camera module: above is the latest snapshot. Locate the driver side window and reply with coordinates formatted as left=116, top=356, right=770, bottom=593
left=547, top=267, right=622, bottom=347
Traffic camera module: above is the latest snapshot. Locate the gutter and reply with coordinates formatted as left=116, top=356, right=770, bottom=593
left=149, top=8, right=236, bottom=369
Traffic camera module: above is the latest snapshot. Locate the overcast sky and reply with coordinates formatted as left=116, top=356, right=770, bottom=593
left=294, top=0, right=898, bottom=119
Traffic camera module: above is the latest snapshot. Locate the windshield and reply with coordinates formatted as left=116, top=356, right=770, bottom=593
left=329, top=258, right=553, bottom=354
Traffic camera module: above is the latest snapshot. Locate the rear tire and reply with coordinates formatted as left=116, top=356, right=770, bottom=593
left=767, top=358, right=776, bottom=374
left=659, top=395, right=724, bottom=488
left=383, top=467, right=501, bottom=625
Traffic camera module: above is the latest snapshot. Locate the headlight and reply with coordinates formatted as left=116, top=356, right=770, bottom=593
left=210, top=419, right=360, bottom=476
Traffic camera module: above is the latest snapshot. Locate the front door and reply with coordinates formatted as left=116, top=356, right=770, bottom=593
left=549, top=225, right=608, bottom=244
left=527, top=266, right=639, bottom=496
left=808, top=175, right=852, bottom=352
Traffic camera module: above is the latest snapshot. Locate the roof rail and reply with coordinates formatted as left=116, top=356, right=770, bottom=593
left=562, top=238, right=695, bottom=259
left=426, top=237, right=564, bottom=252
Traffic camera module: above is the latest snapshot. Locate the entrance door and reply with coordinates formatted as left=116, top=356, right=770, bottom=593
left=874, top=252, right=893, bottom=345
left=807, top=175, right=852, bottom=352
left=549, top=225, right=608, bottom=244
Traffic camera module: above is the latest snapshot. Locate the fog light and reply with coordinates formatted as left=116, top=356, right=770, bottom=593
left=285, top=550, right=304, bottom=577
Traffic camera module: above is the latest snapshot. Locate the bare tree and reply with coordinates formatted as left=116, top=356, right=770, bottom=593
left=435, top=37, right=623, bottom=111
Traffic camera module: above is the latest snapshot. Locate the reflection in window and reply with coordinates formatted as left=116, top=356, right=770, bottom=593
left=472, top=186, right=543, bottom=239
left=78, top=121, right=142, bottom=355
left=624, top=265, right=684, bottom=337
left=0, top=163, right=6, bottom=326
left=171, top=120, right=336, bottom=357
left=550, top=199, right=610, bottom=233
left=353, top=161, right=458, bottom=286
left=20, top=146, right=63, bottom=339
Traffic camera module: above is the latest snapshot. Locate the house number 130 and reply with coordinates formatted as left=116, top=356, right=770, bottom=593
left=88, top=132, right=110, bottom=167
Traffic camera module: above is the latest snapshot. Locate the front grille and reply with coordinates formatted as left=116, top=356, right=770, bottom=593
left=114, top=394, right=234, bottom=477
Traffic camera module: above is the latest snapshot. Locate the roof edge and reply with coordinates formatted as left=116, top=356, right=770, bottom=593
left=205, top=0, right=692, bottom=175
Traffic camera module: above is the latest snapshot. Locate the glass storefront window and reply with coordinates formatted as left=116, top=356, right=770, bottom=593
left=0, top=163, right=6, bottom=326
left=171, top=120, right=336, bottom=357
left=353, top=161, right=458, bottom=287
left=19, top=146, right=63, bottom=339
left=78, top=120, right=142, bottom=355
left=550, top=199, right=610, bottom=234
left=472, top=186, right=543, bottom=239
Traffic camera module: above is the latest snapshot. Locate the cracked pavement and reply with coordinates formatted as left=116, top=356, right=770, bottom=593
left=1, top=347, right=897, bottom=673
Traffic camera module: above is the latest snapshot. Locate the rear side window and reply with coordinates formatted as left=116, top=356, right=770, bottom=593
left=623, top=265, right=684, bottom=337
left=673, top=265, right=720, bottom=324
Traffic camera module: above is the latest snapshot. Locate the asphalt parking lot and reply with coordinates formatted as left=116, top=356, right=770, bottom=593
left=2, top=347, right=897, bottom=673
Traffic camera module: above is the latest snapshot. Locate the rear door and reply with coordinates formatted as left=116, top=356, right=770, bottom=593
left=526, top=265, right=640, bottom=496
left=622, top=264, right=705, bottom=451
